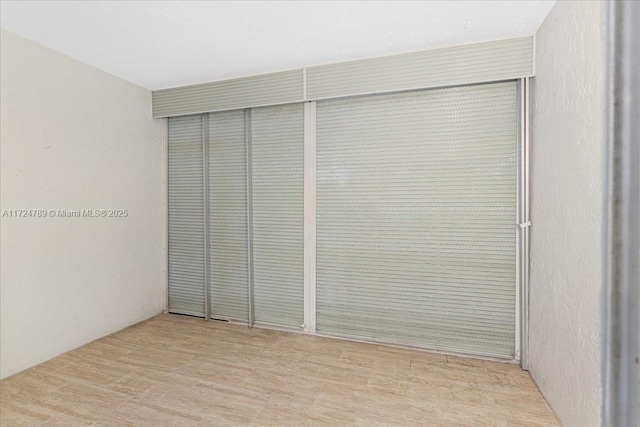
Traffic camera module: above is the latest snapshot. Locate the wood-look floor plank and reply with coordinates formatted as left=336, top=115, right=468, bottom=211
left=0, top=314, right=559, bottom=426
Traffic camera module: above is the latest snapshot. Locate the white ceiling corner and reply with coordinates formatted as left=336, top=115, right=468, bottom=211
left=0, top=1, right=555, bottom=90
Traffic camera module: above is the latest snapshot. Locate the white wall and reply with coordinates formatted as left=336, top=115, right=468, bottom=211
left=529, top=2, right=603, bottom=426
left=0, top=30, right=166, bottom=379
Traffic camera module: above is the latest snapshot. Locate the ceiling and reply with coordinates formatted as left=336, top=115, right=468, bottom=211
left=0, top=1, right=555, bottom=90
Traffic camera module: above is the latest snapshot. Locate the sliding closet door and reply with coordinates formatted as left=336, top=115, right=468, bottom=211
left=208, top=111, right=249, bottom=321
left=251, top=104, right=304, bottom=327
left=316, top=81, right=518, bottom=357
left=168, top=115, right=206, bottom=316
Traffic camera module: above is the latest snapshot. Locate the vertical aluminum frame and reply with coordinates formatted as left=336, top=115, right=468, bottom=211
left=246, top=109, right=255, bottom=327
left=164, top=118, right=170, bottom=313
left=202, top=113, right=211, bottom=320
left=602, top=1, right=640, bottom=425
left=517, top=78, right=531, bottom=370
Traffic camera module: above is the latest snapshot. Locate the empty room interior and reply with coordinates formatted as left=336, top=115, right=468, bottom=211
left=1, top=1, right=638, bottom=426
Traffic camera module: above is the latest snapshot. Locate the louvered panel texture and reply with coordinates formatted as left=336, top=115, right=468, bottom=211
left=153, top=70, right=304, bottom=118
left=168, top=115, right=205, bottom=316
left=251, top=104, right=304, bottom=327
left=153, top=38, right=533, bottom=118
left=306, top=36, right=532, bottom=100
left=209, top=111, right=249, bottom=321
left=315, top=81, right=518, bottom=358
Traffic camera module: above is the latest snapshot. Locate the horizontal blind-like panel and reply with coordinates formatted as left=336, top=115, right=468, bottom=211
left=307, top=36, right=532, bottom=100
left=209, top=111, right=249, bottom=321
left=251, top=104, right=304, bottom=327
left=153, top=70, right=304, bottom=118
left=168, top=115, right=205, bottom=316
left=316, top=81, right=517, bottom=358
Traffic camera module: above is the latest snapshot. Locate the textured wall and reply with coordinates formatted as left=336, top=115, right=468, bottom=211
left=529, top=2, right=603, bottom=426
left=0, top=30, right=166, bottom=379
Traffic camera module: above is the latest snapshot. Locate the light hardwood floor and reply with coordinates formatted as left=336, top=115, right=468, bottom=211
left=0, top=314, right=558, bottom=426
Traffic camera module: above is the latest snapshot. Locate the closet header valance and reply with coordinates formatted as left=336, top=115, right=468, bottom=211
left=152, top=36, right=533, bottom=118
